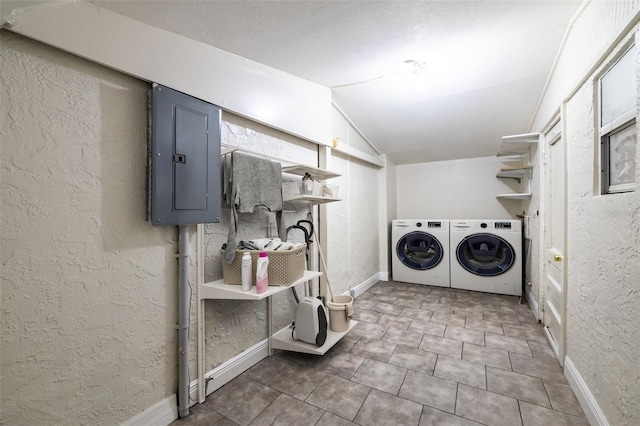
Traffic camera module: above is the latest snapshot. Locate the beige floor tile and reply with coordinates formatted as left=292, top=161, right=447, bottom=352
left=456, top=384, right=522, bottom=426
left=393, top=296, right=424, bottom=309
left=462, top=343, right=511, bottom=370
left=377, top=313, right=413, bottom=330
left=373, top=295, right=398, bottom=304
left=267, top=363, right=327, bottom=400
left=350, top=321, right=388, bottom=339
left=350, top=337, right=397, bottom=362
left=464, top=317, right=505, bottom=334
left=315, top=412, right=357, bottom=426
left=306, top=375, right=370, bottom=421
left=486, top=366, right=550, bottom=407
left=390, top=290, right=418, bottom=298
left=399, top=370, right=457, bottom=413
left=503, top=323, right=548, bottom=342
left=445, top=325, right=485, bottom=345
left=510, top=353, right=567, bottom=384
left=249, top=393, right=324, bottom=426
left=382, top=327, right=424, bottom=348
left=485, top=333, right=533, bottom=356
left=409, top=318, right=446, bottom=337
left=519, top=401, right=589, bottom=426
left=419, top=334, right=463, bottom=358
left=354, top=299, right=377, bottom=310
left=315, top=350, right=365, bottom=379
left=242, top=355, right=289, bottom=385
left=420, top=301, right=452, bottom=313
left=419, top=406, right=483, bottom=426
left=544, top=380, right=586, bottom=416
left=351, top=358, right=408, bottom=394
left=528, top=340, right=557, bottom=359
left=388, top=345, right=438, bottom=375
left=354, top=389, right=423, bottom=426
left=205, top=377, right=280, bottom=426
left=372, top=301, right=404, bottom=315
left=434, top=355, right=486, bottom=389
left=400, top=307, right=434, bottom=322
left=482, top=310, right=521, bottom=325
left=431, top=312, right=467, bottom=327
left=353, top=309, right=382, bottom=323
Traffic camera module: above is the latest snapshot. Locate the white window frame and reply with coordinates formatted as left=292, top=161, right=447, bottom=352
left=598, top=44, right=637, bottom=194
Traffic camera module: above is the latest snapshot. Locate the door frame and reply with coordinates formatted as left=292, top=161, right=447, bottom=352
left=540, top=106, right=569, bottom=364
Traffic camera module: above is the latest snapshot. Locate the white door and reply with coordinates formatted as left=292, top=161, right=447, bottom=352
left=543, top=117, right=566, bottom=364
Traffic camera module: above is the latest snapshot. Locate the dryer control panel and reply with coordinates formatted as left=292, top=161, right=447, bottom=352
left=495, top=222, right=513, bottom=229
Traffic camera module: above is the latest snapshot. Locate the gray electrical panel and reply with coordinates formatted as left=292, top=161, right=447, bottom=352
left=148, top=84, right=221, bottom=226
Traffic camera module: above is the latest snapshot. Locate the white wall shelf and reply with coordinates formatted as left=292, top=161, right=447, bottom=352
left=282, top=165, right=341, bottom=180
left=497, top=133, right=539, bottom=157
left=496, top=193, right=532, bottom=200
left=271, top=321, right=358, bottom=355
left=199, top=270, right=322, bottom=300
left=283, top=194, right=342, bottom=205
left=496, top=166, right=533, bottom=180
left=496, top=133, right=538, bottom=200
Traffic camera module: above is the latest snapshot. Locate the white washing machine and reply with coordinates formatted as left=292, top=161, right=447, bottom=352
left=450, top=220, right=522, bottom=296
left=392, top=219, right=450, bottom=287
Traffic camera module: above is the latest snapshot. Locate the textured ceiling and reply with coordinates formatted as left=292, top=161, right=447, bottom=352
left=5, top=0, right=582, bottom=164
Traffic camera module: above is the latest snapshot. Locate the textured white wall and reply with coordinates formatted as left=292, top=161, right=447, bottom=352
left=0, top=31, right=385, bottom=425
left=1, top=32, right=178, bottom=425
left=328, top=108, right=382, bottom=294
left=527, top=2, right=640, bottom=424
left=563, top=30, right=639, bottom=426
left=396, top=156, right=521, bottom=220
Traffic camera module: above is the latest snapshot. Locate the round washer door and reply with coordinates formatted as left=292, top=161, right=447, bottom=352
left=456, top=233, right=515, bottom=276
left=396, top=231, right=444, bottom=270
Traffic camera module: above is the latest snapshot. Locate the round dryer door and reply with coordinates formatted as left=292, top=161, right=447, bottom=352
left=396, top=231, right=444, bottom=270
left=456, top=233, right=515, bottom=276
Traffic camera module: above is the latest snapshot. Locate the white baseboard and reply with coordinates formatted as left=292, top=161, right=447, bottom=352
left=525, top=285, right=539, bottom=321
left=121, top=394, right=177, bottom=426
left=564, top=355, right=609, bottom=426
left=123, top=340, right=269, bottom=426
left=190, top=339, right=270, bottom=401
left=350, top=272, right=384, bottom=298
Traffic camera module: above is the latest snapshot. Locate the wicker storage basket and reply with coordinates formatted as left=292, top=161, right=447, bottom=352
left=221, top=248, right=306, bottom=286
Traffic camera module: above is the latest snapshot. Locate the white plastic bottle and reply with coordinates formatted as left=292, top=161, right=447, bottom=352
left=255, top=251, right=269, bottom=294
left=241, top=252, right=252, bottom=291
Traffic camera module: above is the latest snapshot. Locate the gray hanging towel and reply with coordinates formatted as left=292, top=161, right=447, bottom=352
left=225, top=151, right=283, bottom=262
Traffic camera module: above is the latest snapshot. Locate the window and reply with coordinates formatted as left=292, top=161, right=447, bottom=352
left=600, top=45, right=637, bottom=194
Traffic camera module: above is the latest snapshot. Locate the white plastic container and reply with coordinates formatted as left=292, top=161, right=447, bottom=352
left=241, top=252, right=252, bottom=291
left=255, top=251, right=269, bottom=294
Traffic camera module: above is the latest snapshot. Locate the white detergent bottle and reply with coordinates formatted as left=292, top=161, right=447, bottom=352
left=241, top=252, right=252, bottom=291
left=255, top=251, right=269, bottom=294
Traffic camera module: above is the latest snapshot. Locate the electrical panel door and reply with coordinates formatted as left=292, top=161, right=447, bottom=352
left=148, top=84, right=221, bottom=225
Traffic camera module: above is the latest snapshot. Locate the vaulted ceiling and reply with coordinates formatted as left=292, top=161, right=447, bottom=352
left=3, top=0, right=582, bottom=164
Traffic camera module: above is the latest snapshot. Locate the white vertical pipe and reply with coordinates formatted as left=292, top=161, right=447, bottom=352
left=177, top=226, right=190, bottom=418
left=196, top=224, right=205, bottom=403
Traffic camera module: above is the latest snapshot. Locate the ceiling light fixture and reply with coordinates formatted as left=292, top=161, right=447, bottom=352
left=405, top=59, right=429, bottom=91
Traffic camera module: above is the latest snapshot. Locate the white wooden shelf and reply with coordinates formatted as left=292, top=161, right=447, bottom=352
left=199, top=270, right=323, bottom=300
left=283, top=194, right=342, bottom=205
left=282, top=165, right=341, bottom=180
left=497, top=133, right=539, bottom=156
left=271, top=320, right=358, bottom=355
left=496, top=166, right=533, bottom=180
left=496, top=193, right=532, bottom=200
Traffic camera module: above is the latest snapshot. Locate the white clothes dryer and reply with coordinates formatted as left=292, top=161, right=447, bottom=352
left=392, top=219, right=450, bottom=287
left=450, top=220, right=522, bottom=296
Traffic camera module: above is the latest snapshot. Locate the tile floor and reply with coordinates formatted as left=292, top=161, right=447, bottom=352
left=172, top=281, right=589, bottom=426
